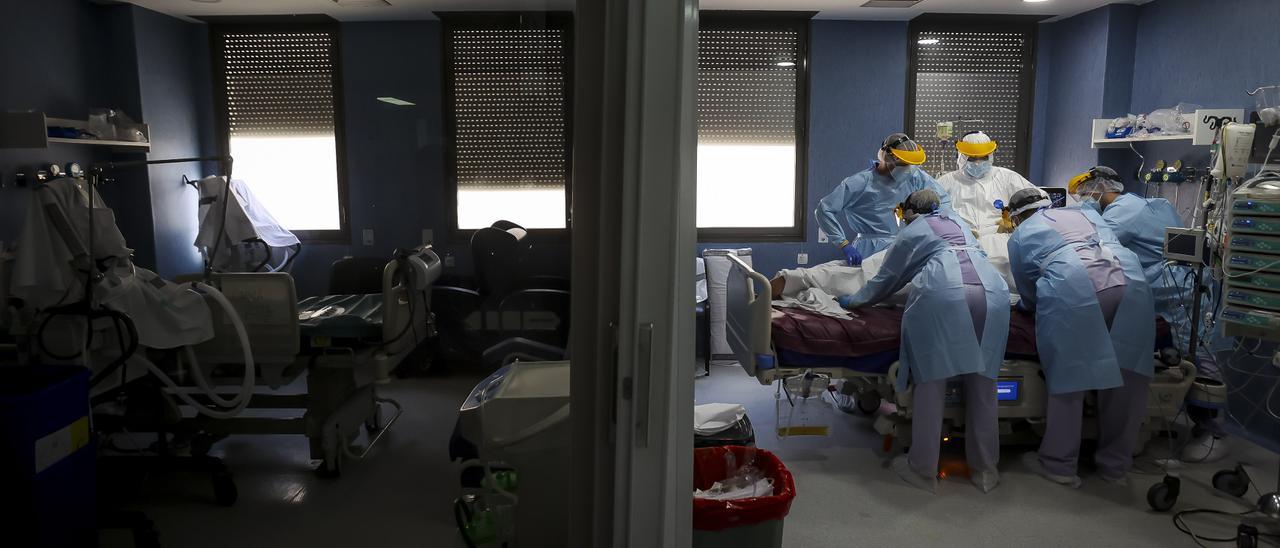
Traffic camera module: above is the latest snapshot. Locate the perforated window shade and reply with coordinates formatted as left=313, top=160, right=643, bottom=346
left=697, top=28, right=800, bottom=145
left=907, top=25, right=1036, bottom=177
left=444, top=24, right=571, bottom=192
left=215, top=30, right=339, bottom=137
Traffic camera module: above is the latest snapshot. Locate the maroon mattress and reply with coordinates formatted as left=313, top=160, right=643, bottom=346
left=770, top=306, right=1170, bottom=360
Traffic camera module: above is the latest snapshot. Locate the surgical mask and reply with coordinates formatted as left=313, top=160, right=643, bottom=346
left=963, top=160, right=992, bottom=179
left=1078, top=193, right=1102, bottom=212
left=890, top=165, right=913, bottom=182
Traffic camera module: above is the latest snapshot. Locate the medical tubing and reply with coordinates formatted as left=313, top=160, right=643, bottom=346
left=251, top=239, right=272, bottom=272
left=142, top=282, right=255, bottom=419
left=88, top=311, right=140, bottom=388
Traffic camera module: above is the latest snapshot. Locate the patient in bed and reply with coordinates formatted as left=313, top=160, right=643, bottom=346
left=770, top=242, right=1017, bottom=309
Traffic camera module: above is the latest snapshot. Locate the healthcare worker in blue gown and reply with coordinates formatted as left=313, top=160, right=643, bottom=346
left=837, top=189, right=1010, bottom=494
left=1005, top=188, right=1156, bottom=488
left=1071, top=165, right=1230, bottom=463
left=816, top=133, right=953, bottom=266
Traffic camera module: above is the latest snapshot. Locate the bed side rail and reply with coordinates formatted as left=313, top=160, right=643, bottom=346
left=723, top=254, right=775, bottom=383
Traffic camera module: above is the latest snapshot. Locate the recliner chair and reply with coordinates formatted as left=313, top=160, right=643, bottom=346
left=433, top=221, right=570, bottom=369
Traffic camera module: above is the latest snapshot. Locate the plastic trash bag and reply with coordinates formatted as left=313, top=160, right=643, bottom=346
left=692, top=446, right=796, bottom=531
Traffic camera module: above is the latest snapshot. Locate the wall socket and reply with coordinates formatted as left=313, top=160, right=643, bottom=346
left=797, top=253, right=808, bottom=265
left=817, top=230, right=829, bottom=244
left=362, top=228, right=375, bottom=246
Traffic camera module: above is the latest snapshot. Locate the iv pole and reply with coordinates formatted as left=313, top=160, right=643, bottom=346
left=87, top=155, right=234, bottom=282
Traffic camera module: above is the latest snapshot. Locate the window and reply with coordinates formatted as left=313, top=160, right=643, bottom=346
left=906, top=16, right=1038, bottom=177
left=441, top=13, right=573, bottom=231
left=697, top=13, right=810, bottom=242
left=211, top=22, right=348, bottom=240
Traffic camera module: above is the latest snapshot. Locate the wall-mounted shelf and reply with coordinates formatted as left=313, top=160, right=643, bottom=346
left=1091, top=118, right=1195, bottom=148
left=0, top=111, right=150, bottom=152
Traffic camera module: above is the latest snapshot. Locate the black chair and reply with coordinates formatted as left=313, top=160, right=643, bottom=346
left=328, top=256, right=387, bottom=295
left=433, top=221, right=570, bottom=370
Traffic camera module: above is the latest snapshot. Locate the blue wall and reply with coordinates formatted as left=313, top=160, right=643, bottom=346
left=0, top=0, right=143, bottom=247
left=0, top=1, right=211, bottom=277
left=284, top=21, right=447, bottom=296
left=698, top=20, right=909, bottom=278
left=132, top=7, right=215, bottom=278
left=1034, top=5, right=1115, bottom=190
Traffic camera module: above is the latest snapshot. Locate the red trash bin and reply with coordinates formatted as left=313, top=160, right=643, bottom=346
left=693, top=446, right=795, bottom=548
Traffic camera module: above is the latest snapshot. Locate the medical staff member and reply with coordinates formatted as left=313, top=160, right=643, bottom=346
left=816, top=133, right=952, bottom=266
left=1071, top=166, right=1229, bottom=462
left=937, top=131, right=1037, bottom=234
left=937, top=131, right=1037, bottom=287
left=837, top=189, right=1009, bottom=494
left=1006, top=188, right=1155, bottom=487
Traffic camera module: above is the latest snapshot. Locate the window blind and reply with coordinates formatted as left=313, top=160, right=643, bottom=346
left=697, top=28, right=800, bottom=145
left=446, top=27, right=570, bottom=191
left=216, top=30, right=338, bottom=137
left=908, top=28, right=1035, bottom=175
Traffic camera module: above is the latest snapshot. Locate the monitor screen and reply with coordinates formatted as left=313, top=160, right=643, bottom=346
left=997, top=380, right=1020, bottom=401
left=1042, top=187, right=1068, bottom=208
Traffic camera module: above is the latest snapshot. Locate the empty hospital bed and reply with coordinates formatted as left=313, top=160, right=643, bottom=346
left=187, top=245, right=442, bottom=477
left=721, top=254, right=1196, bottom=447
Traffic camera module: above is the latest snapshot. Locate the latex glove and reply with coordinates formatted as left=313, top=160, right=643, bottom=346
left=996, top=214, right=1015, bottom=234
left=840, top=240, right=863, bottom=267
left=837, top=294, right=857, bottom=309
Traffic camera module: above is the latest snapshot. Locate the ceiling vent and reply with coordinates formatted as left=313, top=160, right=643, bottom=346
left=861, top=0, right=922, bottom=7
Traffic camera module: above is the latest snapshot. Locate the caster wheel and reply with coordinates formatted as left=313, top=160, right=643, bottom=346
left=1213, top=469, right=1250, bottom=498
left=1147, top=477, right=1180, bottom=512
left=856, top=391, right=881, bottom=415
left=212, top=472, right=238, bottom=506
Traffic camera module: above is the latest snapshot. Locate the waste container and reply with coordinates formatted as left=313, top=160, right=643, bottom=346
left=693, top=446, right=795, bottom=548
left=0, top=365, right=95, bottom=547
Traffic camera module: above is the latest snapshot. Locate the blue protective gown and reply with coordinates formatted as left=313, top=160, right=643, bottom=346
left=1008, top=208, right=1135, bottom=394
left=1098, top=193, right=1195, bottom=349
left=815, top=165, right=954, bottom=258
left=843, top=210, right=1010, bottom=392
left=1083, top=206, right=1157, bottom=378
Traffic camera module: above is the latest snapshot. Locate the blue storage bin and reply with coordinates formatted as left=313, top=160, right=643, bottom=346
left=0, top=365, right=96, bottom=547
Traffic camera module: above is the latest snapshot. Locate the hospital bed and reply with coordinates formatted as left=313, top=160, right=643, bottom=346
left=721, top=254, right=1197, bottom=448
left=180, top=245, right=442, bottom=477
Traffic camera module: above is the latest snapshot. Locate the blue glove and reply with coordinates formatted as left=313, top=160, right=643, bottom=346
left=837, top=294, right=857, bottom=309
left=841, top=242, right=863, bottom=267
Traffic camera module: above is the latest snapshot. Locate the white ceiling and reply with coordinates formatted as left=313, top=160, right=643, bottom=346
left=119, top=0, right=1151, bottom=23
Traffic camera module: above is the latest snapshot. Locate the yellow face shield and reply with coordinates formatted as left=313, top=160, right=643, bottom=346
left=956, top=140, right=998, bottom=158
left=889, top=147, right=927, bottom=165
left=1068, top=170, right=1095, bottom=195
left=883, top=134, right=927, bottom=166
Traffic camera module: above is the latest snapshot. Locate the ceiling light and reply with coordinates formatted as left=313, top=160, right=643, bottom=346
left=377, top=97, right=415, bottom=106
left=918, top=38, right=939, bottom=45
left=776, top=61, right=796, bottom=67
left=189, top=0, right=222, bottom=3
left=1023, top=0, right=1051, bottom=3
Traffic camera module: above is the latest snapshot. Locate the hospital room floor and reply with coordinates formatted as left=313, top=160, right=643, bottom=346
left=97, top=364, right=1277, bottom=548
left=696, top=363, right=1280, bottom=547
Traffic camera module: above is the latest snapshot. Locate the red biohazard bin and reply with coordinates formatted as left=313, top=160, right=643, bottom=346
left=693, top=446, right=795, bottom=548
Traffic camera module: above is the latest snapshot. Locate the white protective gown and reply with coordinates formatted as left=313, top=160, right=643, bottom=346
left=936, top=165, right=1036, bottom=289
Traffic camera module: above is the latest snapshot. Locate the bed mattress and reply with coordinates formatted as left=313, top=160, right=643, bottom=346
left=297, top=294, right=384, bottom=340
left=771, top=306, right=1171, bottom=372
